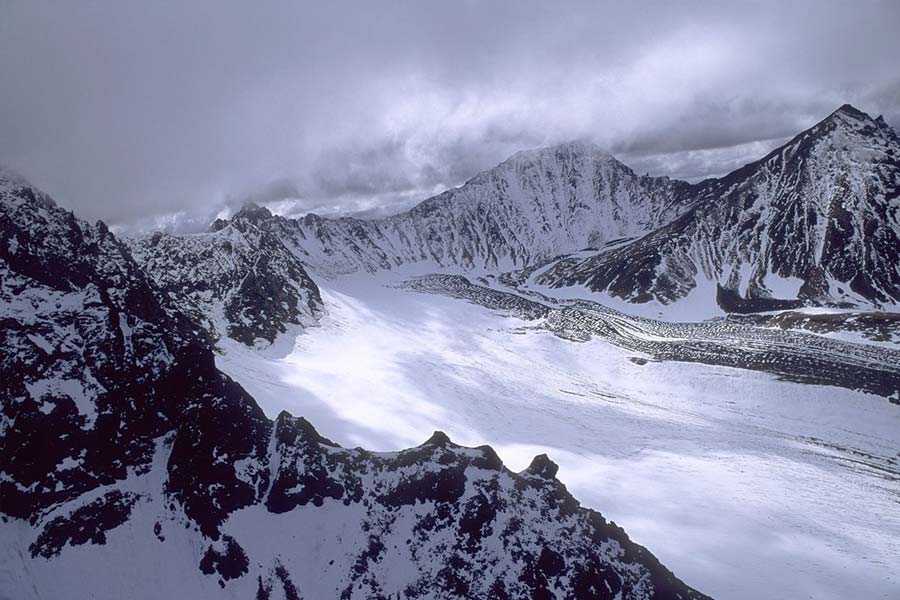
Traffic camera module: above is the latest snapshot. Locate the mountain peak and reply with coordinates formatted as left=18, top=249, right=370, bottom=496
left=536, top=102, right=900, bottom=313
left=0, top=166, right=57, bottom=211
left=548, top=139, right=610, bottom=158
left=781, top=103, right=897, bottom=155
left=504, top=140, right=611, bottom=167
left=424, top=430, right=452, bottom=446
left=0, top=164, right=28, bottom=191
left=553, top=139, right=603, bottom=153
left=209, top=202, right=275, bottom=232
left=819, top=103, right=883, bottom=133
left=526, top=453, right=560, bottom=479
left=832, top=103, right=868, bottom=119
left=233, top=202, right=274, bottom=222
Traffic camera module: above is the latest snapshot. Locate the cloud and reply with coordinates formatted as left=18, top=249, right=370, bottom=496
left=1, top=1, right=898, bottom=231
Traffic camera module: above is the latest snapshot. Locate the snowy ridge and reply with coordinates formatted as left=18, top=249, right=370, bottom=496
left=128, top=204, right=323, bottom=347
left=0, top=169, right=709, bottom=598
left=207, top=105, right=898, bottom=317
left=267, top=141, right=695, bottom=276
left=536, top=105, right=900, bottom=312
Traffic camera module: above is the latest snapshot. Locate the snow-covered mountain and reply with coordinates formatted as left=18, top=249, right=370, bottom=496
left=535, top=105, right=900, bottom=312
left=0, top=171, right=709, bottom=598
left=128, top=204, right=323, bottom=346
left=135, top=104, right=896, bottom=331
left=268, top=141, right=696, bottom=275
left=212, top=105, right=896, bottom=316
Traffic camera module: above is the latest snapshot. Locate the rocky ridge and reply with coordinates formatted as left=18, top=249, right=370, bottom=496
left=535, top=105, right=900, bottom=312
left=265, top=142, right=696, bottom=276
left=128, top=203, right=323, bottom=346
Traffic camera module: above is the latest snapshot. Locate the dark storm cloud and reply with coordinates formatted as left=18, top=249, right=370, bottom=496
left=1, top=1, right=898, bottom=231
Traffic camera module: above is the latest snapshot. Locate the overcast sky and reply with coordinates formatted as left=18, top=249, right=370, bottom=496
left=1, top=1, right=898, bottom=232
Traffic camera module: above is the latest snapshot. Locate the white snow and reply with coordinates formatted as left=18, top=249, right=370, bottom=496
left=521, top=276, right=724, bottom=322
left=118, top=313, right=134, bottom=358
left=762, top=272, right=804, bottom=298
left=25, top=373, right=101, bottom=429
left=26, top=333, right=54, bottom=354
left=216, top=273, right=900, bottom=600
left=56, top=456, right=82, bottom=471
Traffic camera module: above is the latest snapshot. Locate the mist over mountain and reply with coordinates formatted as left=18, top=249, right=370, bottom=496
left=140, top=105, right=898, bottom=329
left=3, top=2, right=899, bottom=230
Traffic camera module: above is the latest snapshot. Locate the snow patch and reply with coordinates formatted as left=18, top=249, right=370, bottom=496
left=25, top=372, right=103, bottom=429
left=762, top=272, right=804, bottom=298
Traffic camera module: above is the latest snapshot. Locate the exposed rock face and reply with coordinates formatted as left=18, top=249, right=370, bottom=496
left=266, top=142, right=696, bottom=275
left=0, top=168, right=267, bottom=528
left=0, top=171, right=709, bottom=599
left=536, top=105, right=900, bottom=311
left=128, top=204, right=323, bottom=346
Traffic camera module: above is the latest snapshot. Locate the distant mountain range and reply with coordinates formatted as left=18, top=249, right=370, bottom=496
left=131, top=104, right=898, bottom=344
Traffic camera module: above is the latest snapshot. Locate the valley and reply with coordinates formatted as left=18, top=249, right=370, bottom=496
left=216, top=273, right=900, bottom=600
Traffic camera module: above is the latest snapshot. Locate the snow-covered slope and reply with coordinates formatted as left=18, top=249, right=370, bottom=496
left=128, top=204, right=323, bottom=346
left=536, top=105, right=900, bottom=312
left=214, top=273, right=900, bottom=600
left=269, top=141, right=695, bottom=275
left=0, top=171, right=709, bottom=599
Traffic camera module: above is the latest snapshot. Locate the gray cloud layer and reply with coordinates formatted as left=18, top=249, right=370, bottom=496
left=1, top=0, right=898, bottom=231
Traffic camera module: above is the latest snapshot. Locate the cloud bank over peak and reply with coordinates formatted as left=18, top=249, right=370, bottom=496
left=1, top=1, right=898, bottom=232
